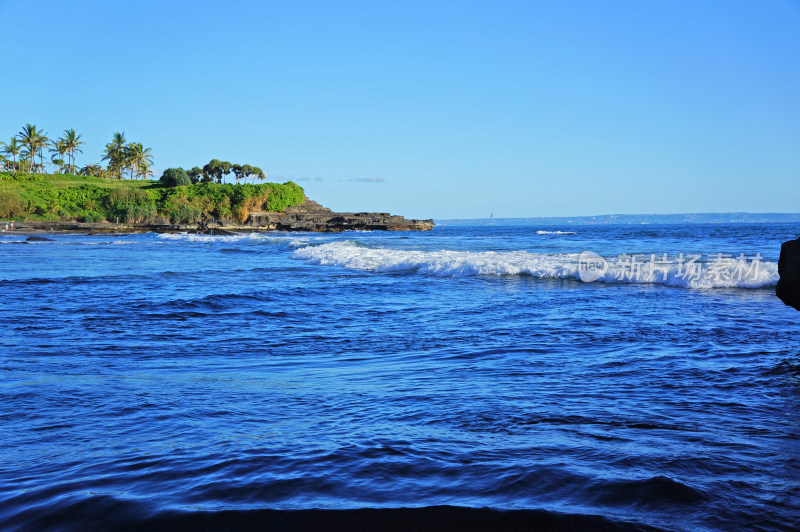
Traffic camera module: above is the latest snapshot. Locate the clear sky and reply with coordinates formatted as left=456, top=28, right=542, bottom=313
left=1, top=0, right=798, bottom=219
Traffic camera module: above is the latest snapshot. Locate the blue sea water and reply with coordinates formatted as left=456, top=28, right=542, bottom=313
left=1, top=223, right=799, bottom=531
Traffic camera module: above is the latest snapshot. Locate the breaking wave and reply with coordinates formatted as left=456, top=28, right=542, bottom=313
left=157, top=232, right=312, bottom=247
left=291, top=241, right=778, bottom=288
left=536, top=230, right=577, bottom=235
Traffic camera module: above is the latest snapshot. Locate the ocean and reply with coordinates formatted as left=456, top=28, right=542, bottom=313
left=1, top=223, right=798, bottom=531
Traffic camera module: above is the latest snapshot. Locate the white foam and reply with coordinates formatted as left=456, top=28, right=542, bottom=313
left=156, top=232, right=314, bottom=247
left=288, top=237, right=313, bottom=247
left=291, top=241, right=778, bottom=289
left=157, top=232, right=262, bottom=243
left=536, top=230, right=577, bottom=235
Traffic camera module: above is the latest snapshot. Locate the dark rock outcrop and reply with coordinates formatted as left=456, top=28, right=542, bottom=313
left=245, top=199, right=434, bottom=232
left=777, top=237, right=800, bottom=311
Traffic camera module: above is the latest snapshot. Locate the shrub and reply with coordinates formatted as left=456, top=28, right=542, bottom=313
left=170, top=204, right=201, bottom=224
left=124, top=203, right=157, bottom=223
left=234, top=193, right=269, bottom=223
left=107, top=187, right=149, bottom=205
left=263, top=181, right=304, bottom=212
left=81, top=211, right=105, bottom=223
left=160, top=168, right=191, bottom=187
left=215, top=196, right=231, bottom=220
left=0, top=190, right=26, bottom=217
left=106, top=188, right=156, bottom=223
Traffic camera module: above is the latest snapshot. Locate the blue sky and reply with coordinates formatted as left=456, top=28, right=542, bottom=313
left=1, top=0, right=798, bottom=219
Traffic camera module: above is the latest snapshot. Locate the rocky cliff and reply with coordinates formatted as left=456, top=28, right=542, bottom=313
left=243, top=199, right=434, bottom=232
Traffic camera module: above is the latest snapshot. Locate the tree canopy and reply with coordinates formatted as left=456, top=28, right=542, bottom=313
left=4, top=124, right=272, bottom=187
left=160, top=167, right=191, bottom=187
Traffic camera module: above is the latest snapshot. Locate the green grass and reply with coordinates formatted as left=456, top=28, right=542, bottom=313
left=0, top=172, right=156, bottom=189
left=0, top=172, right=305, bottom=223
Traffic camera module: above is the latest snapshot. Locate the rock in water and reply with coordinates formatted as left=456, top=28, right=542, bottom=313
left=777, top=238, right=800, bottom=311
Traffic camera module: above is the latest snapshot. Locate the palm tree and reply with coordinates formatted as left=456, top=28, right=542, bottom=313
left=18, top=125, right=37, bottom=171
left=21, top=148, right=33, bottom=172
left=50, top=139, right=69, bottom=173
left=221, top=161, right=232, bottom=183
left=34, top=132, right=49, bottom=173
left=50, top=155, right=66, bottom=174
left=21, top=147, right=45, bottom=173
left=122, top=143, right=134, bottom=179
left=79, top=164, right=104, bottom=177
left=102, top=132, right=127, bottom=178
left=232, top=164, right=243, bottom=184
left=251, top=166, right=265, bottom=184
left=62, top=129, right=84, bottom=174
left=139, top=164, right=154, bottom=180
left=187, top=166, right=202, bottom=184
left=18, top=124, right=47, bottom=173
left=204, top=159, right=223, bottom=183
left=126, top=142, right=153, bottom=180
left=240, top=164, right=252, bottom=184
left=1, top=138, right=22, bottom=173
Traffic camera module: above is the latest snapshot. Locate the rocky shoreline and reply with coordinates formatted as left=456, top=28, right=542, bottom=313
left=245, top=200, right=434, bottom=232
left=3, top=199, right=434, bottom=234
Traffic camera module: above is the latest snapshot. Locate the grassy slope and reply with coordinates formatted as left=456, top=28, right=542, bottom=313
left=8, top=173, right=155, bottom=189
left=0, top=173, right=305, bottom=223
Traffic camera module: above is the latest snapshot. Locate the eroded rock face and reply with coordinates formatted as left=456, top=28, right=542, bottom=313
left=246, top=199, right=434, bottom=232
left=776, top=238, right=800, bottom=311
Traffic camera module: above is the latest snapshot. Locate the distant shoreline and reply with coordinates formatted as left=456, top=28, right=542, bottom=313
left=438, top=213, right=800, bottom=226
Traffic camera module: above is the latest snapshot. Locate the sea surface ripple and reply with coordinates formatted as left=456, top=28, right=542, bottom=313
left=1, top=223, right=799, bottom=531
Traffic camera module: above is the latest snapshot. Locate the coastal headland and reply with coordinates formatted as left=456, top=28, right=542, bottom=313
left=0, top=173, right=433, bottom=233
left=9, top=199, right=433, bottom=234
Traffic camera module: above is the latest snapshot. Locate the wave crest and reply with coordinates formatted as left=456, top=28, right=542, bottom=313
left=157, top=232, right=311, bottom=247
left=291, top=241, right=778, bottom=288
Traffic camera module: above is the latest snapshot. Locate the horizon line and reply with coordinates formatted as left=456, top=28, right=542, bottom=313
left=436, top=212, right=800, bottom=222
